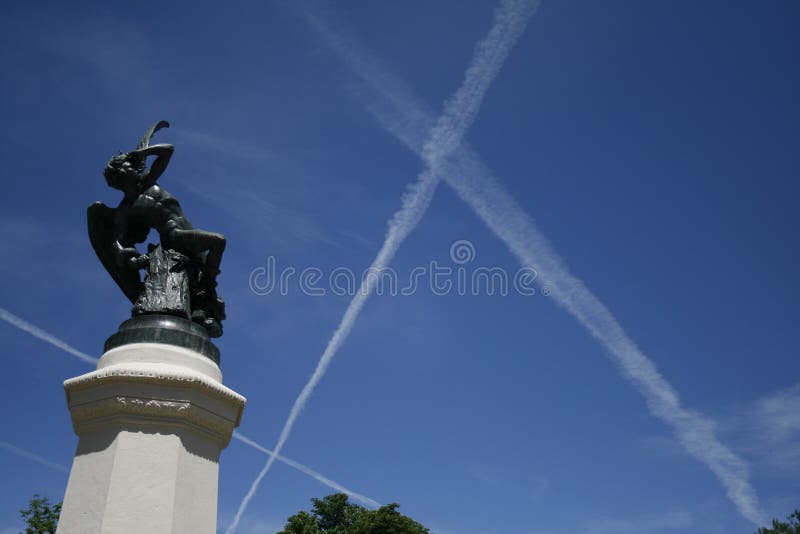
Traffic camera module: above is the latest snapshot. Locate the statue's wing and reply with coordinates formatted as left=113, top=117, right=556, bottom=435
left=136, top=120, right=170, bottom=150
left=87, top=202, right=143, bottom=303
left=128, top=120, right=170, bottom=172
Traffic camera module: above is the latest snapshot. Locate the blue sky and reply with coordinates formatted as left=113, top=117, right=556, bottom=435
left=1, top=1, right=798, bottom=533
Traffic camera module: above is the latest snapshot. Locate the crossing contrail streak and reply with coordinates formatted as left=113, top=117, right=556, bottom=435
left=0, top=306, right=374, bottom=505
left=0, top=441, right=70, bottom=474
left=300, top=4, right=767, bottom=526
left=232, top=432, right=381, bottom=509
left=225, top=2, right=540, bottom=532
left=0, top=307, right=98, bottom=365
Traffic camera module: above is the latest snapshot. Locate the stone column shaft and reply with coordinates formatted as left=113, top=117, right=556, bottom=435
left=56, top=343, right=246, bottom=534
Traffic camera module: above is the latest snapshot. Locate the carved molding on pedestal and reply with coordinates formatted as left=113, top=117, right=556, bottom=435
left=65, top=365, right=244, bottom=404
left=69, top=395, right=237, bottom=446
left=65, top=361, right=246, bottom=447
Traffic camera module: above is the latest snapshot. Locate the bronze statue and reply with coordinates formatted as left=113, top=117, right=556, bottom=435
left=89, top=121, right=226, bottom=338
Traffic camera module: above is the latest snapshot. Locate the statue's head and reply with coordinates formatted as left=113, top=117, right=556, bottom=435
left=104, top=153, right=145, bottom=191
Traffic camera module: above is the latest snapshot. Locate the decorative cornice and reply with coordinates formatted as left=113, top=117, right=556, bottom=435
left=65, top=365, right=246, bottom=407
left=64, top=362, right=246, bottom=447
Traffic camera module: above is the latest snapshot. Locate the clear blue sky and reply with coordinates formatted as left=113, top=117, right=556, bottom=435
left=1, top=1, right=798, bottom=533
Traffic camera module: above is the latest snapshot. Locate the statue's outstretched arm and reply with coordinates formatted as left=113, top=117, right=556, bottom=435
left=130, top=143, right=174, bottom=185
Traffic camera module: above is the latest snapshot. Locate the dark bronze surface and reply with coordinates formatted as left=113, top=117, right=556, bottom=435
left=104, top=315, right=220, bottom=365
left=88, top=121, right=227, bottom=345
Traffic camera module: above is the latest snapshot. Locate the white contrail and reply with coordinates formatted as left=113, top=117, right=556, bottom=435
left=0, top=441, right=70, bottom=474
left=300, top=5, right=768, bottom=526
left=441, top=156, right=767, bottom=526
left=0, top=307, right=377, bottom=504
left=225, top=2, right=540, bottom=532
left=232, top=431, right=381, bottom=509
left=0, top=307, right=98, bottom=365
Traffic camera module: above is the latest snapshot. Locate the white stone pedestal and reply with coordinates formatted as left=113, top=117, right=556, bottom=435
left=56, top=343, right=246, bottom=534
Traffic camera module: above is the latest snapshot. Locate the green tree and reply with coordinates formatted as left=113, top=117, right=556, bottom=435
left=278, top=493, right=431, bottom=534
left=19, top=495, right=61, bottom=534
left=757, top=510, right=800, bottom=534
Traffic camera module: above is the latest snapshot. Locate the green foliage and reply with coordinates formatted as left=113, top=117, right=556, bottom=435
left=757, top=510, right=800, bottom=534
left=19, top=495, right=61, bottom=534
left=278, top=493, right=431, bottom=534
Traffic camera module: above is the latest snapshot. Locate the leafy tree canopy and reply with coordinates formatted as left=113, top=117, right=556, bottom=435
left=757, top=510, right=800, bottom=534
left=19, top=495, right=61, bottom=534
left=278, top=493, right=431, bottom=534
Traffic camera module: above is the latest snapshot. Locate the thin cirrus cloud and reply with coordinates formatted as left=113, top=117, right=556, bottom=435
left=732, top=383, right=800, bottom=471
left=0, top=441, right=69, bottom=474
left=750, top=382, right=800, bottom=444
left=224, top=1, right=541, bottom=532
left=0, top=306, right=379, bottom=508
left=0, top=307, right=98, bottom=365
left=171, top=128, right=275, bottom=163
left=297, top=1, right=767, bottom=527
left=586, top=510, right=692, bottom=534
left=178, top=178, right=342, bottom=249
left=232, top=432, right=381, bottom=509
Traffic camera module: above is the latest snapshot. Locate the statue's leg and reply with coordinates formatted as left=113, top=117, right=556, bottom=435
left=167, top=229, right=226, bottom=273
left=165, top=229, right=226, bottom=337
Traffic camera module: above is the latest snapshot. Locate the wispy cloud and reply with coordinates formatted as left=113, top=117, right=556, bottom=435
left=0, top=441, right=69, bottom=474
left=179, top=178, right=342, bottom=249
left=586, top=510, right=692, bottom=534
left=218, top=514, right=283, bottom=534
left=0, top=216, right=95, bottom=289
left=0, top=9, right=154, bottom=99
left=0, top=307, right=98, bottom=365
left=232, top=432, right=381, bottom=509
left=751, top=383, right=800, bottom=444
left=729, top=382, right=800, bottom=472
left=171, top=128, right=274, bottom=163
left=467, top=462, right=549, bottom=501
left=225, top=3, right=540, bottom=532
left=299, top=1, right=767, bottom=527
